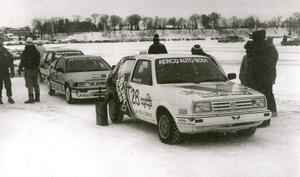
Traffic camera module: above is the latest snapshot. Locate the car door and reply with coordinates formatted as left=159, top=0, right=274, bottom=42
left=52, top=58, right=66, bottom=93
left=39, top=52, right=48, bottom=77
left=127, top=60, right=154, bottom=123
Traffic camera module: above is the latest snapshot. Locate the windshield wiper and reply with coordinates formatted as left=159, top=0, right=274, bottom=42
left=196, top=78, right=226, bottom=83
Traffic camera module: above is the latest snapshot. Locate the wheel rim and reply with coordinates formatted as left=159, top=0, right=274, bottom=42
left=66, top=87, right=70, bottom=102
left=159, top=115, right=171, bottom=139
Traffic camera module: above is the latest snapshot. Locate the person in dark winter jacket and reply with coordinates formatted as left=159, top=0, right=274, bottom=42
left=0, top=37, right=15, bottom=104
left=148, top=34, right=168, bottom=54
left=239, top=41, right=253, bottom=86
left=18, top=37, right=41, bottom=104
left=247, top=30, right=278, bottom=126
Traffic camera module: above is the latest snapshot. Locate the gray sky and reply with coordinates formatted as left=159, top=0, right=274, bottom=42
left=1, top=0, right=299, bottom=27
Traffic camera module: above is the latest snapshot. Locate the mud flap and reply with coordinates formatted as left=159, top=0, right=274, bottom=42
left=95, top=101, right=108, bottom=126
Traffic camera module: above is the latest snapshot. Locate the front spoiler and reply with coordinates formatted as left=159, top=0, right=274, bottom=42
left=176, top=111, right=271, bottom=134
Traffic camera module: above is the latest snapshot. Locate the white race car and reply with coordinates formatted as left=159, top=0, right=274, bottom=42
left=106, top=54, right=271, bottom=144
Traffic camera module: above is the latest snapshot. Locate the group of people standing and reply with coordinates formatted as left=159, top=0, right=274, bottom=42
left=148, top=31, right=278, bottom=127
left=239, top=30, right=278, bottom=126
left=0, top=37, right=43, bottom=104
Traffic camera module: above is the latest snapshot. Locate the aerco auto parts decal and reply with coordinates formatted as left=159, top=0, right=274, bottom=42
left=158, top=57, right=208, bottom=65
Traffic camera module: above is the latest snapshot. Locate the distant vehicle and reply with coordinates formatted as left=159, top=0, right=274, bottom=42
left=106, top=54, right=271, bottom=144
left=218, top=36, right=245, bottom=43
left=281, top=36, right=300, bottom=46
left=8, top=49, right=23, bottom=60
left=47, top=55, right=111, bottom=104
left=39, top=48, right=84, bottom=81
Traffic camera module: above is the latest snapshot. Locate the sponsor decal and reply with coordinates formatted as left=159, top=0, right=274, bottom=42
left=178, top=84, right=253, bottom=97
left=158, top=58, right=208, bottom=65
left=140, top=93, right=152, bottom=109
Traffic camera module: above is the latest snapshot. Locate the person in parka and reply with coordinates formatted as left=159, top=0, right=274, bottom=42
left=148, top=34, right=168, bottom=54
left=0, top=37, right=15, bottom=104
left=18, top=37, right=41, bottom=104
left=248, top=30, right=278, bottom=126
left=239, top=41, right=254, bottom=86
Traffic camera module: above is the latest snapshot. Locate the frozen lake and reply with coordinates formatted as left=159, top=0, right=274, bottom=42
left=2, top=39, right=300, bottom=177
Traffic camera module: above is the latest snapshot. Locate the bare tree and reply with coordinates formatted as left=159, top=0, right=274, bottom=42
left=100, top=14, right=109, bottom=32
left=91, top=13, right=100, bottom=26
left=32, top=18, right=44, bottom=39
left=110, top=15, right=122, bottom=34
left=126, top=14, right=142, bottom=31
left=189, top=14, right=201, bottom=29
left=209, top=12, right=221, bottom=29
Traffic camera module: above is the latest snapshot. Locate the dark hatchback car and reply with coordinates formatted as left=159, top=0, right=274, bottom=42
left=218, top=35, right=245, bottom=43
left=39, top=48, right=84, bottom=81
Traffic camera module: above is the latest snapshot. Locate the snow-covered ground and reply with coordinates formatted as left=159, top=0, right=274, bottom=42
left=1, top=39, right=300, bottom=177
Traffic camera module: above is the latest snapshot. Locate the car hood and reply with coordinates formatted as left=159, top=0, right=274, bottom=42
left=158, top=81, right=261, bottom=101
left=67, top=71, right=110, bottom=82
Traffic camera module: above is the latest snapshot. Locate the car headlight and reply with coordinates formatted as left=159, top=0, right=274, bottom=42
left=252, top=97, right=266, bottom=108
left=193, top=102, right=211, bottom=113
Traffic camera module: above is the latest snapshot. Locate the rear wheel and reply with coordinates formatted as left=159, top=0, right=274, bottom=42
left=157, top=112, right=182, bottom=144
left=65, top=85, right=74, bottom=104
left=47, top=79, right=55, bottom=95
left=236, top=127, right=256, bottom=137
left=108, top=99, right=124, bottom=123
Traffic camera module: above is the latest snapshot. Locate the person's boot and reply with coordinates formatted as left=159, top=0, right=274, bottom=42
left=34, top=93, right=40, bottom=102
left=0, top=98, right=3, bottom=104
left=8, top=97, right=15, bottom=104
left=25, top=94, right=35, bottom=104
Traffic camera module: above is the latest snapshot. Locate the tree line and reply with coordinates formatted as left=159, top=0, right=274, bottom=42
left=32, top=12, right=300, bottom=39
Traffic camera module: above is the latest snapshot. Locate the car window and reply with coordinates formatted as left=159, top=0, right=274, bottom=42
left=155, top=57, right=227, bottom=84
left=132, top=60, right=152, bottom=85
left=55, top=58, right=65, bottom=72
left=66, top=58, right=110, bottom=73
left=46, top=53, right=53, bottom=63
left=40, top=53, right=48, bottom=64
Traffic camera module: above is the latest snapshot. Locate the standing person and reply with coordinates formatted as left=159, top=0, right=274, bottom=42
left=18, top=37, right=41, bottom=104
left=148, top=34, right=168, bottom=54
left=191, top=44, right=225, bottom=74
left=0, top=37, right=15, bottom=104
left=248, top=30, right=278, bottom=126
left=239, top=41, right=253, bottom=86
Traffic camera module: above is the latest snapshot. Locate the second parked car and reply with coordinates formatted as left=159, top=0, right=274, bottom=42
left=47, top=55, right=111, bottom=104
left=40, top=48, right=84, bottom=81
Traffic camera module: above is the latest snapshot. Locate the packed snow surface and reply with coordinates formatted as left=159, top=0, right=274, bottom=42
left=1, top=39, right=300, bottom=177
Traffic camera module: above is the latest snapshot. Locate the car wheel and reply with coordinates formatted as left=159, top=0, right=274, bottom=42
left=108, top=99, right=124, bottom=123
left=157, top=112, right=182, bottom=144
left=65, top=85, right=74, bottom=104
left=47, top=79, right=55, bottom=95
left=236, top=127, right=256, bottom=137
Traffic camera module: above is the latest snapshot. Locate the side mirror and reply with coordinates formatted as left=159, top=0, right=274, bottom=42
left=111, top=65, right=116, bottom=70
left=227, top=73, right=236, bottom=80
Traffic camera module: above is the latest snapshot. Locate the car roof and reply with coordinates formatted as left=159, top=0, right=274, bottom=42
left=132, top=53, right=209, bottom=61
left=63, top=55, right=103, bottom=60
left=45, top=48, right=83, bottom=53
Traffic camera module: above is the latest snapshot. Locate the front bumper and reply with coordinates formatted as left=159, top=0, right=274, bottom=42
left=176, top=111, right=271, bottom=134
left=71, top=88, right=106, bottom=99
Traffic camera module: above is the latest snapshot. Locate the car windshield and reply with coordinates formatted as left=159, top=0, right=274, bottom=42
left=156, top=57, right=227, bottom=84
left=66, top=58, right=110, bottom=72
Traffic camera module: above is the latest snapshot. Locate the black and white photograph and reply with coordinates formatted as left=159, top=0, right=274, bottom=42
left=0, top=0, right=300, bottom=177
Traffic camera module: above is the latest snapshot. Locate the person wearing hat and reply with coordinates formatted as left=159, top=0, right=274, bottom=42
left=148, top=34, right=168, bottom=54
left=247, top=30, right=278, bottom=126
left=0, top=36, right=15, bottom=104
left=191, top=44, right=225, bottom=73
left=239, top=41, right=254, bottom=87
left=18, top=37, right=41, bottom=104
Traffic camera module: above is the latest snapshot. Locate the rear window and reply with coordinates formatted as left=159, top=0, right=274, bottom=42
left=66, top=57, right=110, bottom=73
left=55, top=51, right=83, bottom=58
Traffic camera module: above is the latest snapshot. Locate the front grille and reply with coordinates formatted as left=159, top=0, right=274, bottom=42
left=211, top=99, right=252, bottom=112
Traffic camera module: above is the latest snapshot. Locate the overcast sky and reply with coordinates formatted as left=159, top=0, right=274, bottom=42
left=1, top=0, right=300, bottom=27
